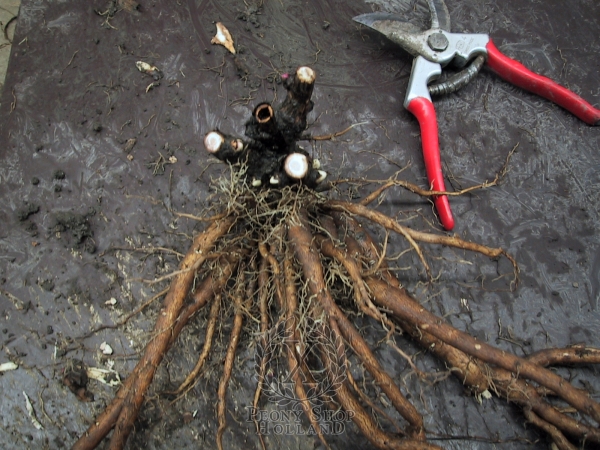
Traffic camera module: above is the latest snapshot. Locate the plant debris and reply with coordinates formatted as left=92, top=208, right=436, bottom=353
left=99, top=342, right=113, bottom=355
left=0, top=362, right=18, bottom=372
left=17, top=201, right=39, bottom=221
left=135, top=61, right=163, bottom=81
left=86, top=367, right=121, bottom=387
left=211, top=22, right=236, bottom=54
left=23, top=391, right=44, bottom=430
left=50, top=210, right=96, bottom=253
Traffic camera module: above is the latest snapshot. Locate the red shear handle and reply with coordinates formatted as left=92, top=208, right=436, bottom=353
left=486, top=39, right=600, bottom=126
left=406, top=97, right=455, bottom=230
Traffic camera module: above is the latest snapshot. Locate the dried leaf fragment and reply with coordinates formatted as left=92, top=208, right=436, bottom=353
left=211, top=22, right=236, bottom=54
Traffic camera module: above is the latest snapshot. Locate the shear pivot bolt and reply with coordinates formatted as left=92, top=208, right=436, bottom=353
left=427, top=33, right=449, bottom=51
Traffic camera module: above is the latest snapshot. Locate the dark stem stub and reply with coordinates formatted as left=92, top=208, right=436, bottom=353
left=204, top=66, right=326, bottom=189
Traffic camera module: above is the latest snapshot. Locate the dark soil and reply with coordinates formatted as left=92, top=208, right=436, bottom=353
left=50, top=210, right=96, bottom=253
left=16, top=201, right=39, bottom=221
left=0, top=0, right=599, bottom=449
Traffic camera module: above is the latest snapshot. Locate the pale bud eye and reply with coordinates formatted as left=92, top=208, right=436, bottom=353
left=204, top=131, right=224, bottom=154
left=284, top=153, right=309, bottom=180
left=233, top=139, right=244, bottom=152
left=316, top=170, right=327, bottom=184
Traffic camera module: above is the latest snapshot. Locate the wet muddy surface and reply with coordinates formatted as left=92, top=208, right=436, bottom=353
left=0, top=0, right=599, bottom=449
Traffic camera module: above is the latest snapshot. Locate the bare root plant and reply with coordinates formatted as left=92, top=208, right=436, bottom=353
left=72, top=67, right=600, bottom=450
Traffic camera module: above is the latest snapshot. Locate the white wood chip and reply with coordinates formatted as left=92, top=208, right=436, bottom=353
left=23, top=391, right=43, bottom=430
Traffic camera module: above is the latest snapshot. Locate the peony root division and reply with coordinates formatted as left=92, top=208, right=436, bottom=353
left=73, top=67, right=600, bottom=450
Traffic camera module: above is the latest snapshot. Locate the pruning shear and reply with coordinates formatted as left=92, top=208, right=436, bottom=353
left=354, top=0, right=600, bottom=230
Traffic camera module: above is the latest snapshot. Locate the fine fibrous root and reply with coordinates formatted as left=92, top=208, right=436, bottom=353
left=326, top=199, right=519, bottom=284
left=356, top=142, right=518, bottom=207
left=73, top=66, right=600, bottom=450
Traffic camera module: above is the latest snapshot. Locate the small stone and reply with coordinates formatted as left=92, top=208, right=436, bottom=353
left=100, top=342, right=113, bottom=355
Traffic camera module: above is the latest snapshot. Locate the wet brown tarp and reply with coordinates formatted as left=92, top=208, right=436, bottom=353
left=0, top=1, right=599, bottom=449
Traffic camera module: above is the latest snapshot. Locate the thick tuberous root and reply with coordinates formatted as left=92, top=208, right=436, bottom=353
left=73, top=66, right=600, bottom=450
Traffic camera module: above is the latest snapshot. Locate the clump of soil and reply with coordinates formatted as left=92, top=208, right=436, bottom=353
left=38, top=279, right=55, bottom=291
left=63, top=359, right=94, bottom=402
left=17, top=202, right=41, bottom=236
left=237, top=4, right=262, bottom=29
left=50, top=209, right=96, bottom=253
left=17, top=201, right=40, bottom=221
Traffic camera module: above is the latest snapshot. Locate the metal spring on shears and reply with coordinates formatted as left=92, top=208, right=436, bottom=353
left=429, top=54, right=486, bottom=96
